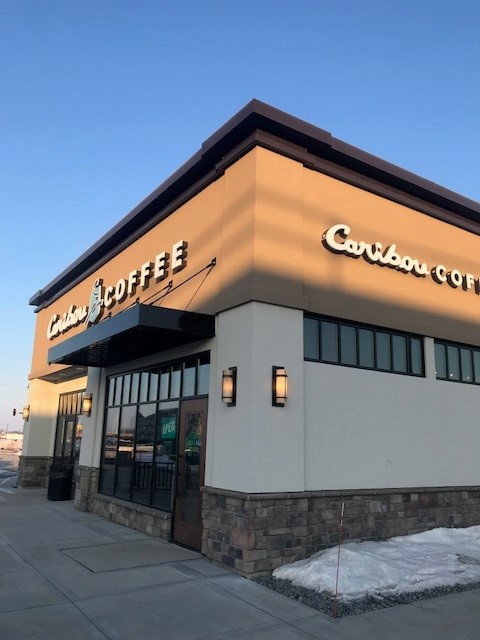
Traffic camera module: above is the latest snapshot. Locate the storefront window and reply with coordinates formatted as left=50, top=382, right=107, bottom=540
left=115, top=405, right=136, bottom=499
left=114, top=377, right=123, bottom=406
left=152, top=402, right=178, bottom=510
left=358, top=329, right=374, bottom=368
left=131, top=403, right=156, bottom=505
left=340, top=325, right=356, bottom=366
left=321, top=322, right=338, bottom=363
left=170, top=363, right=181, bottom=399
left=392, top=335, right=407, bottom=373
left=159, top=366, right=170, bottom=400
left=376, top=332, right=391, bottom=370
left=197, top=353, right=210, bottom=395
left=108, top=378, right=115, bottom=406
left=54, top=417, right=66, bottom=459
left=149, top=372, right=159, bottom=401
left=182, top=359, right=196, bottom=397
left=100, top=407, right=120, bottom=495
left=305, top=314, right=424, bottom=377
left=304, top=317, right=319, bottom=360
left=410, top=339, right=423, bottom=375
left=131, top=372, right=140, bottom=403
left=139, top=371, right=149, bottom=403
left=435, top=340, right=480, bottom=385
left=447, top=346, right=460, bottom=381
left=99, top=352, right=209, bottom=511
left=53, top=390, right=87, bottom=462
left=460, top=349, right=473, bottom=383
left=122, top=374, right=131, bottom=404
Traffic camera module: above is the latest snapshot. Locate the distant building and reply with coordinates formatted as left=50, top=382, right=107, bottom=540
left=21, top=101, right=480, bottom=575
left=1, top=432, right=23, bottom=451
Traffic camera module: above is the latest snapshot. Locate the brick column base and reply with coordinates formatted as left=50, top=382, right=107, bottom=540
left=74, top=465, right=100, bottom=511
left=202, top=486, right=480, bottom=577
left=17, top=456, right=52, bottom=487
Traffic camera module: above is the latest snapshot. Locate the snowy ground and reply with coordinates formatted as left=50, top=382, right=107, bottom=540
left=273, top=526, right=480, bottom=601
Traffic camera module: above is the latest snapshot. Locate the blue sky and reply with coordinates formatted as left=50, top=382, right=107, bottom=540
left=1, top=0, right=479, bottom=431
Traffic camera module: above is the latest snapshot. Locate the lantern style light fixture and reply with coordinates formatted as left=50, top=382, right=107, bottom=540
left=272, top=366, right=288, bottom=407
left=222, top=367, right=237, bottom=406
left=22, top=405, right=30, bottom=421
left=82, top=393, right=93, bottom=416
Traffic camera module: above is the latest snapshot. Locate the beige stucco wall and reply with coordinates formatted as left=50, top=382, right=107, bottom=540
left=22, top=376, right=87, bottom=458
left=30, top=148, right=259, bottom=380
left=208, top=302, right=304, bottom=492
left=31, top=146, right=480, bottom=382
left=304, top=337, right=480, bottom=489
left=25, top=144, right=480, bottom=487
left=251, top=147, right=480, bottom=345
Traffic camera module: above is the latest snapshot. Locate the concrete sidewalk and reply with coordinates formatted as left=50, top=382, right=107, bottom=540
left=0, top=480, right=479, bottom=640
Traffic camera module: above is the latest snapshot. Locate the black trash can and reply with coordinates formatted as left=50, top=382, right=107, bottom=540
left=47, top=463, right=74, bottom=501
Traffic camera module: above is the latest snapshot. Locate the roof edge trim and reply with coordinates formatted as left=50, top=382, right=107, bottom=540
left=30, top=99, right=480, bottom=308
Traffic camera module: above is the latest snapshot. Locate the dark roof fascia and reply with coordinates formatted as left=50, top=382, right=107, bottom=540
left=30, top=99, right=480, bottom=309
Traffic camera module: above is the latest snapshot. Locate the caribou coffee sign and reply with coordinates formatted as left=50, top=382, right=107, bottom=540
left=323, top=224, right=480, bottom=293
left=47, top=240, right=188, bottom=340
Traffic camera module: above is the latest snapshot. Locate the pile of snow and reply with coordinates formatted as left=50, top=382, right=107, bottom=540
left=273, top=526, right=480, bottom=601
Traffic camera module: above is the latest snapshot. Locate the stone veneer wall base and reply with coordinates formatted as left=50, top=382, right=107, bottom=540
left=202, top=486, right=480, bottom=577
left=74, top=465, right=100, bottom=511
left=17, top=456, right=52, bottom=487
left=74, top=465, right=172, bottom=540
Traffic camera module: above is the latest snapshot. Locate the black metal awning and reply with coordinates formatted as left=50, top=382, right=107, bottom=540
left=48, top=304, right=215, bottom=368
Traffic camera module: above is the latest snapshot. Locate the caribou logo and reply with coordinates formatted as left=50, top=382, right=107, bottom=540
left=84, top=279, right=104, bottom=326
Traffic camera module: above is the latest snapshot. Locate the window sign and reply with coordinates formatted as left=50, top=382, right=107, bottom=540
left=161, top=416, right=177, bottom=440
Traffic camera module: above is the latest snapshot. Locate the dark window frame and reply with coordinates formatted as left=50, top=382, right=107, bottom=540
left=304, top=314, right=425, bottom=378
left=53, top=389, right=86, bottom=462
left=98, top=351, right=210, bottom=511
left=434, top=339, right=480, bottom=385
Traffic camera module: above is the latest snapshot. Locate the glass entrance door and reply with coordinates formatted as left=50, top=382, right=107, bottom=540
left=53, top=390, right=86, bottom=463
left=173, top=398, right=208, bottom=550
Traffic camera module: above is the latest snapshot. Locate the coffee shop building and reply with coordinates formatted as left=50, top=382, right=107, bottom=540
left=20, top=100, right=480, bottom=575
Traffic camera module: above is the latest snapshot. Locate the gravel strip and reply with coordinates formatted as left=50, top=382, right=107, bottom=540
left=253, top=576, right=480, bottom=618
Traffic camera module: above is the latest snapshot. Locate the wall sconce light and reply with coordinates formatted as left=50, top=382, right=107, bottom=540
left=22, top=405, right=30, bottom=421
left=272, top=366, right=288, bottom=407
left=82, top=393, right=93, bottom=416
left=222, top=367, right=237, bottom=406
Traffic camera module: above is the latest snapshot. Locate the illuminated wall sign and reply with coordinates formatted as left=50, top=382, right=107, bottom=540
left=47, top=240, right=188, bottom=340
left=323, top=223, right=480, bottom=294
